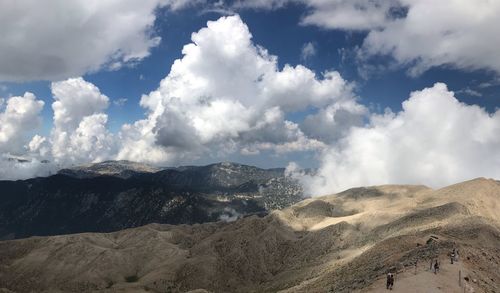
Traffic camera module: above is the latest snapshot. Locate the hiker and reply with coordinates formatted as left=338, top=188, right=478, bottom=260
left=434, top=260, right=440, bottom=274
left=451, top=251, right=455, bottom=264
left=386, top=272, right=394, bottom=290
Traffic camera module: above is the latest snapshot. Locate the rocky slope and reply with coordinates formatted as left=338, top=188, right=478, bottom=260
left=0, top=162, right=303, bottom=240
left=0, top=178, right=498, bottom=293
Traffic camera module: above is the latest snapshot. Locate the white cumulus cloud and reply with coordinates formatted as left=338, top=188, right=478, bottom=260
left=0, top=93, right=44, bottom=153
left=360, top=0, right=500, bottom=76
left=4, top=11, right=496, bottom=193
left=235, top=0, right=500, bottom=76
left=298, top=83, right=500, bottom=196
left=117, top=15, right=359, bottom=165
left=0, top=0, right=200, bottom=81
left=0, top=93, right=49, bottom=180
left=50, top=78, right=116, bottom=165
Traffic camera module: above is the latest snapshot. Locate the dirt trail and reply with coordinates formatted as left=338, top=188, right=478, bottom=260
left=361, top=259, right=481, bottom=293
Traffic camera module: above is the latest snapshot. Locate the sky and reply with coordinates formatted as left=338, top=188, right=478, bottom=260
left=0, top=0, right=499, bottom=195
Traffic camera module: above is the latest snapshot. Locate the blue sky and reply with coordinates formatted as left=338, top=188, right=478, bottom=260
left=1, top=0, right=500, bottom=192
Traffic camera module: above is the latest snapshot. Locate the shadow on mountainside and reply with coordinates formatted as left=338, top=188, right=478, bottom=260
left=0, top=179, right=498, bottom=293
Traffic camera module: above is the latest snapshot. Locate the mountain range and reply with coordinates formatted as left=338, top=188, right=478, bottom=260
left=0, top=161, right=303, bottom=240
left=0, top=178, right=498, bottom=292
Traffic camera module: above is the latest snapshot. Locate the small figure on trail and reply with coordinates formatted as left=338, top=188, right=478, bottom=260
left=386, top=272, right=394, bottom=290
left=434, top=260, right=440, bottom=274
left=451, top=250, right=455, bottom=264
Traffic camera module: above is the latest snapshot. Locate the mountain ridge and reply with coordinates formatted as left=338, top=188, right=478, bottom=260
left=0, top=161, right=303, bottom=240
left=57, top=160, right=288, bottom=180
left=0, top=178, right=498, bottom=292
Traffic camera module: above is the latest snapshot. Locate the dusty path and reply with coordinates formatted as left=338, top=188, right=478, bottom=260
left=360, top=259, right=481, bottom=293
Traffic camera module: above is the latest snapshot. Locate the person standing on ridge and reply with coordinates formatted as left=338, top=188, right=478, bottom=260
left=386, top=272, right=394, bottom=290
left=434, top=260, right=440, bottom=274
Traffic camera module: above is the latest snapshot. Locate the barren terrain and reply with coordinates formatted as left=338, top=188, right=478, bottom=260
left=0, top=178, right=498, bottom=292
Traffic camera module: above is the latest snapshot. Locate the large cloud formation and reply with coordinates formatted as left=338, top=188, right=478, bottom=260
left=0, top=93, right=46, bottom=179
left=360, top=0, right=500, bottom=76
left=116, top=15, right=359, bottom=164
left=0, top=93, right=44, bottom=153
left=0, top=78, right=118, bottom=179
left=0, top=15, right=361, bottom=178
left=296, top=83, right=500, bottom=196
left=2, top=12, right=499, bottom=197
left=50, top=78, right=116, bottom=164
left=235, top=0, right=500, bottom=75
left=0, top=0, right=197, bottom=81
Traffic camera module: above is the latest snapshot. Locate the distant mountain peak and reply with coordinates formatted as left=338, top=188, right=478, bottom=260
left=58, top=160, right=162, bottom=179
left=1, top=160, right=304, bottom=240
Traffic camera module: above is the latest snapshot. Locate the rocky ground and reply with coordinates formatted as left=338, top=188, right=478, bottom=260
left=0, top=178, right=498, bottom=292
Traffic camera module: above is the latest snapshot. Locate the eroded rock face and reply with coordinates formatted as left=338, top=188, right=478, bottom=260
left=0, top=162, right=303, bottom=240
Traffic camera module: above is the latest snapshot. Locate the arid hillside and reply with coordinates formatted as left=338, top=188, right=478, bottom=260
left=0, top=178, right=499, bottom=293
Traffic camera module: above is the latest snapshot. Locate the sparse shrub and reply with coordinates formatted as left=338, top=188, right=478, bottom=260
left=125, top=275, right=139, bottom=282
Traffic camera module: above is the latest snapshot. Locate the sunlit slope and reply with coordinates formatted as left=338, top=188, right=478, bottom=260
left=0, top=178, right=498, bottom=293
